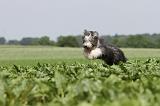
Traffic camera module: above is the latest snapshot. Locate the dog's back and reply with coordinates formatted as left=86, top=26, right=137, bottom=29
left=98, top=44, right=127, bottom=65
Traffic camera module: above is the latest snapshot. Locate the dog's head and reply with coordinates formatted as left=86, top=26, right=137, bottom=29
left=82, top=29, right=99, bottom=50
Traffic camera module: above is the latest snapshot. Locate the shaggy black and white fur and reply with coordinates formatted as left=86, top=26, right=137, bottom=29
left=82, top=29, right=127, bottom=65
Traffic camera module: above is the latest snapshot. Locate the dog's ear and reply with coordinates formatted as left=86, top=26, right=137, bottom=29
left=93, top=31, right=99, bottom=37
left=84, top=29, right=88, bottom=35
left=93, top=31, right=99, bottom=40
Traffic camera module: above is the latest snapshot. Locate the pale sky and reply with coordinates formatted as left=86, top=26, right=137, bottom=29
left=0, top=0, right=160, bottom=40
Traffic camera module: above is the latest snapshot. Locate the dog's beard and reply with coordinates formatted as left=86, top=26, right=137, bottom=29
left=83, top=42, right=92, bottom=47
left=83, top=44, right=92, bottom=54
left=84, top=47, right=91, bottom=53
left=83, top=42, right=98, bottom=50
left=83, top=44, right=97, bottom=55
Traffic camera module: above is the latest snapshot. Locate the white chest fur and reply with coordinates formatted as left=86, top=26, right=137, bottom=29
left=84, top=48, right=102, bottom=59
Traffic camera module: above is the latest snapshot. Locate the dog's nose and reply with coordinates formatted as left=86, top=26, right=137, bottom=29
left=83, top=45, right=88, bottom=48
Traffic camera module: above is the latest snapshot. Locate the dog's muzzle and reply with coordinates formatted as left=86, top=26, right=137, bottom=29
left=83, top=42, right=92, bottom=49
left=83, top=45, right=88, bottom=49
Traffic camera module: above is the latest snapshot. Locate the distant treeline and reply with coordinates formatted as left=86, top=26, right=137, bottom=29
left=0, top=33, right=160, bottom=48
left=102, top=33, right=160, bottom=48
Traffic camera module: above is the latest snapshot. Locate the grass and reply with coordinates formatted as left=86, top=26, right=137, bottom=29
left=0, top=45, right=160, bottom=66
left=0, top=46, right=84, bottom=66
left=0, top=45, right=160, bottom=106
left=0, top=58, right=160, bottom=106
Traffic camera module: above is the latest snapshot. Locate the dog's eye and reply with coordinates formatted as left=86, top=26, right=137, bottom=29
left=84, top=32, right=89, bottom=36
left=85, top=32, right=90, bottom=36
left=94, top=36, right=98, bottom=39
left=85, top=34, right=89, bottom=36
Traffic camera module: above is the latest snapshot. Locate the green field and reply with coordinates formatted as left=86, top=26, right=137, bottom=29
left=0, top=45, right=160, bottom=66
left=0, top=46, right=160, bottom=106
